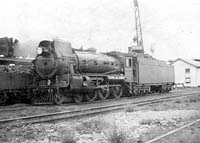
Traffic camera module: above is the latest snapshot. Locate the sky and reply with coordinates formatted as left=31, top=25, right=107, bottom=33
left=0, top=0, right=200, bottom=60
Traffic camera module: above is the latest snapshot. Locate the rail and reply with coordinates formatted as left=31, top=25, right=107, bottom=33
left=0, top=92, right=199, bottom=125
left=145, top=118, right=200, bottom=143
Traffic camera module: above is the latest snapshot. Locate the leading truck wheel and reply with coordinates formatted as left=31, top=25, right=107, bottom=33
left=74, top=94, right=83, bottom=103
left=85, top=92, right=97, bottom=102
left=54, top=93, right=65, bottom=105
left=0, top=93, right=8, bottom=104
left=111, top=86, right=123, bottom=99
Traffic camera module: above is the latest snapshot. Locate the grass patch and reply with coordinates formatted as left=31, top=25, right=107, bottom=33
left=139, top=118, right=176, bottom=127
left=106, top=124, right=129, bottom=143
left=188, top=96, right=200, bottom=103
left=181, top=95, right=200, bottom=103
left=60, top=128, right=76, bottom=143
left=106, top=124, right=140, bottom=143
left=62, top=135, right=76, bottom=143
left=139, top=118, right=156, bottom=125
left=76, top=118, right=138, bottom=143
left=75, top=118, right=110, bottom=134
left=125, top=105, right=136, bottom=112
left=174, top=99, right=182, bottom=103
left=149, top=104, right=170, bottom=111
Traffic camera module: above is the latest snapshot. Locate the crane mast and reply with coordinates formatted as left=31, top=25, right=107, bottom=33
left=129, top=0, right=144, bottom=54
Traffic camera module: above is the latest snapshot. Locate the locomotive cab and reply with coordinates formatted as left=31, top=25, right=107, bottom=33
left=124, top=56, right=138, bottom=83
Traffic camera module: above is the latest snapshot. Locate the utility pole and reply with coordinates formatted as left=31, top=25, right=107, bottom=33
left=128, top=0, right=144, bottom=54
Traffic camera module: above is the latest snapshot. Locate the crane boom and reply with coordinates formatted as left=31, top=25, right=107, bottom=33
left=129, top=0, right=144, bottom=54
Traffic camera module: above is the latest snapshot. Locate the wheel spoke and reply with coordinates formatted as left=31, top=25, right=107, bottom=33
left=0, top=93, right=7, bottom=104
left=111, top=86, right=123, bottom=99
left=98, top=88, right=109, bottom=100
left=54, top=90, right=65, bottom=105
left=85, top=92, right=97, bottom=102
left=74, top=94, right=83, bottom=103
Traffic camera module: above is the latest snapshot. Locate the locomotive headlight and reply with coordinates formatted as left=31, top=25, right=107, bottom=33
left=47, top=79, right=51, bottom=85
left=37, top=47, right=43, bottom=55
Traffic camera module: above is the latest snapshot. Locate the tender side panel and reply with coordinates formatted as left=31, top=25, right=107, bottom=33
left=0, top=72, right=12, bottom=90
left=138, top=58, right=174, bottom=84
left=11, top=73, right=29, bottom=89
left=0, top=72, right=30, bottom=90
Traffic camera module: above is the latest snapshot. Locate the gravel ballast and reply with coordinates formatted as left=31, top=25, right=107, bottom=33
left=0, top=93, right=200, bottom=143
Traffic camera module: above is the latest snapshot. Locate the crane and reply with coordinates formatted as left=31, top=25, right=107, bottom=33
left=128, top=0, right=144, bottom=54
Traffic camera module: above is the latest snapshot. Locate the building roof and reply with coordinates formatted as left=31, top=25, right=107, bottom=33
left=171, top=58, right=200, bottom=68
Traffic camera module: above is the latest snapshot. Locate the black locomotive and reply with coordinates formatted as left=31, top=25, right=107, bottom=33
left=31, top=39, right=174, bottom=104
left=0, top=37, right=174, bottom=105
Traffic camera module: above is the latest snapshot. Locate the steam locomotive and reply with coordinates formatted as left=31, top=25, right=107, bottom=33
left=31, top=39, right=174, bottom=104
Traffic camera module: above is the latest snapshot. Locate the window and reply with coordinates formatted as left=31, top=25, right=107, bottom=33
left=185, top=77, right=191, bottom=84
left=185, top=68, right=190, bottom=73
left=125, top=57, right=132, bottom=67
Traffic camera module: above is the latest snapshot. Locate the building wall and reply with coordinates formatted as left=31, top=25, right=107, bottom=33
left=172, top=60, right=198, bottom=87
left=196, top=68, right=200, bottom=86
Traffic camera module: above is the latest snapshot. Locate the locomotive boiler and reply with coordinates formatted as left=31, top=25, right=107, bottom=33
left=34, top=40, right=123, bottom=78
left=32, top=39, right=174, bottom=104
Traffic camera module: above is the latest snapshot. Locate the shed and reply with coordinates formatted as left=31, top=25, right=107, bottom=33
left=171, top=58, right=200, bottom=87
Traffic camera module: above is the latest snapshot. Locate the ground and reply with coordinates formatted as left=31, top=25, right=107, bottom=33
left=0, top=92, right=200, bottom=143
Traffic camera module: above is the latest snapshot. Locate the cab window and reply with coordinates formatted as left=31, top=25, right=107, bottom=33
left=125, top=57, right=132, bottom=67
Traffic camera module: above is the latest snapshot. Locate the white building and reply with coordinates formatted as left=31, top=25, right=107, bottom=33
left=171, top=58, right=200, bottom=87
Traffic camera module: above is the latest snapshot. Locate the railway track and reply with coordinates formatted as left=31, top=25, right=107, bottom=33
left=0, top=88, right=199, bottom=113
left=0, top=92, right=199, bottom=125
left=145, top=118, right=200, bottom=143
left=0, top=105, right=29, bottom=112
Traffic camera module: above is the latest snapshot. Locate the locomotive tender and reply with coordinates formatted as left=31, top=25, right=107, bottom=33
left=0, top=37, right=33, bottom=104
left=32, top=39, right=174, bottom=104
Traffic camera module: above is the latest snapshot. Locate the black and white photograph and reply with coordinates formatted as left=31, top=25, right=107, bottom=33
left=0, top=0, right=200, bottom=142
